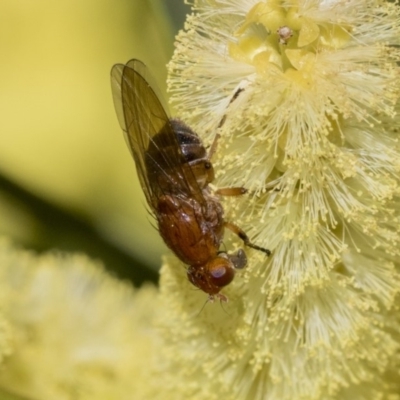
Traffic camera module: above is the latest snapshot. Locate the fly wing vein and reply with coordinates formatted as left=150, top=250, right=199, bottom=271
left=111, top=60, right=207, bottom=212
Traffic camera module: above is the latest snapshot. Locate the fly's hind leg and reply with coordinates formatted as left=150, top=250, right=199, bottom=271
left=215, top=185, right=270, bottom=255
left=225, top=221, right=271, bottom=256
left=218, top=184, right=272, bottom=256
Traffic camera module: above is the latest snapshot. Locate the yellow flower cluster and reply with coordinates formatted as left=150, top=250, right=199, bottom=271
left=165, top=0, right=400, bottom=398
left=0, top=239, right=161, bottom=400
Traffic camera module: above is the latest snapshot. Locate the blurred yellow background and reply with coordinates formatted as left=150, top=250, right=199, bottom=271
left=0, top=0, right=188, bottom=280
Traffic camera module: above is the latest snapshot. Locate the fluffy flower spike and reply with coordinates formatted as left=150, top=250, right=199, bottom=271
left=164, top=0, right=400, bottom=398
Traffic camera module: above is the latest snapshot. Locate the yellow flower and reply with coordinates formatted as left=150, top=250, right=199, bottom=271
left=165, top=0, right=400, bottom=398
left=0, top=314, right=13, bottom=368
left=0, top=239, right=162, bottom=400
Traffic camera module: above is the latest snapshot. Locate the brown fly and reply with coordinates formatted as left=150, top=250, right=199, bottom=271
left=111, top=59, right=270, bottom=302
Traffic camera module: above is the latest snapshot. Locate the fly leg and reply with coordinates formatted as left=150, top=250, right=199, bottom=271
left=224, top=221, right=271, bottom=256
left=214, top=187, right=247, bottom=196
left=208, top=83, right=248, bottom=160
left=207, top=133, right=221, bottom=161
left=216, top=87, right=245, bottom=129
left=215, top=187, right=270, bottom=256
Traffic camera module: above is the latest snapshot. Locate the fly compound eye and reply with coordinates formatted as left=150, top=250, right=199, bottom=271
left=208, top=257, right=235, bottom=288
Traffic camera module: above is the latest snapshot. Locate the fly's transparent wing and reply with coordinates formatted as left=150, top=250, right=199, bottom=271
left=110, top=59, right=205, bottom=211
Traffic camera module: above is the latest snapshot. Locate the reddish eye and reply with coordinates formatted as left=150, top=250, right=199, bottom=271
left=211, top=266, right=226, bottom=278
left=208, top=257, right=235, bottom=288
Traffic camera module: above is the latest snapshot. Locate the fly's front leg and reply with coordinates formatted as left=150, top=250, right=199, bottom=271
left=207, top=133, right=221, bottom=161
left=208, top=82, right=248, bottom=161
left=224, top=221, right=271, bottom=256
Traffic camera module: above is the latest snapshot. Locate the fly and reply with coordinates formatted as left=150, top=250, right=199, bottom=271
left=111, top=59, right=270, bottom=302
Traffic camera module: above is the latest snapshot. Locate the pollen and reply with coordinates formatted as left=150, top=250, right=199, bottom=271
left=166, top=0, right=400, bottom=398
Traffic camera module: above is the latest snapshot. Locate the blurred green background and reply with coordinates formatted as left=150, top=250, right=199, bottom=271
left=0, top=0, right=190, bottom=284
